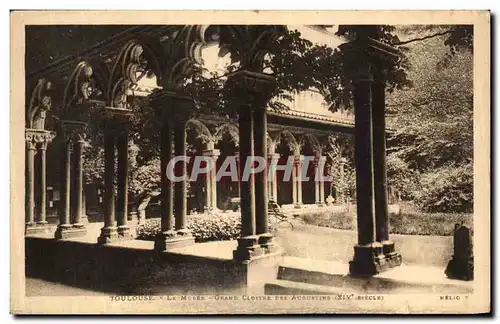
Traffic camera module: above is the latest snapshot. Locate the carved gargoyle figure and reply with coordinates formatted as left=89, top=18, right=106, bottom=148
left=28, top=79, right=52, bottom=130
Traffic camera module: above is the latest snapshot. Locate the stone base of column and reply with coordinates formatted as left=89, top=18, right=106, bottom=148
left=381, top=240, right=402, bottom=268
left=97, top=226, right=119, bottom=244
left=54, top=224, right=87, bottom=239
left=81, top=215, right=89, bottom=225
left=176, top=228, right=193, bottom=237
left=154, top=230, right=195, bottom=251
left=258, top=233, right=281, bottom=254
left=294, top=203, right=302, bottom=209
left=233, top=235, right=265, bottom=261
left=118, top=225, right=133, bottom=240
left=349, top=242, right=389, bottom=277
left=25, top=223, right=52, bottom=235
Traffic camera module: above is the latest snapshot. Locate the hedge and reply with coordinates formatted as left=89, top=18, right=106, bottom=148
left=136, top=212, right=276, bottom=243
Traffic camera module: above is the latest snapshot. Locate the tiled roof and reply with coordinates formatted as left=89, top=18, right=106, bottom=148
left=274, top=109, right=354, bottom=126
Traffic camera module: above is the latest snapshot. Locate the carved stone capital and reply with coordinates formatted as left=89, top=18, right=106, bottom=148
left=150, top=90, right=196, bottom=122
left=226, top=70, right=276, bottom=107
left=57, top=119, right=88, bottom=143
left=340, top=36, right=400, bottom=83
left=25, top=129, right=56, bottom=151
left=93, top=106, right=133, bottom=132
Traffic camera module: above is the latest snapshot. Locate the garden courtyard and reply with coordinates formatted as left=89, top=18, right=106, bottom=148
left=23, top=24, right=474, bottom=296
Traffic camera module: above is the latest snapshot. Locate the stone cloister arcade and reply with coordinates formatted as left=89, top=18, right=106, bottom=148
left=25, top=25, right=401, bottom=277
left=163, top=112, right=352, bottom=214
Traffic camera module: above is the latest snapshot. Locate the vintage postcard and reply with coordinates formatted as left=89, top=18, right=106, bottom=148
left=10, top=10, right=490, bottom=314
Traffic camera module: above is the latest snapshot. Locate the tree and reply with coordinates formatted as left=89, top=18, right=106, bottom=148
left=386, top=26, right=473, bottom=212
left=325, top=135, right=356, bottom=207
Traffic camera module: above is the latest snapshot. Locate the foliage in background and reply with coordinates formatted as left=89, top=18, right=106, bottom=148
left=415, top=163, right=473, bottom=213
left=325, top=135, right=356, bottom=203
left=385, top=154, right=420, bottom=201
left=386, top=26, right=473, bottom=213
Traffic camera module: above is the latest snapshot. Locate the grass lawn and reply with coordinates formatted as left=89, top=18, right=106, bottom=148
left=298, top=207, right=473, bottom=236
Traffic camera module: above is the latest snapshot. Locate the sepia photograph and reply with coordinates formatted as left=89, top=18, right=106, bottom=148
left=10, top=10, right=490, bottom=314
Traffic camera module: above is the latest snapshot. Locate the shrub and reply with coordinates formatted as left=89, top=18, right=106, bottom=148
left=386, top=154, right=420, bottom=200
left=136, top=213, right=277, bottom=243
left=415, top=163, right=473, bottom=213
left=187, top=213, right=241, bottom=243
left=136, top=219, right=162, bottom=241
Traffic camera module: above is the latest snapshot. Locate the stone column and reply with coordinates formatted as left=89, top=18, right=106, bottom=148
left=318, top=156, right=326, bottom=206
left=235, top=154, right=241, bottom=202
left=174, top=119, right=190, bottom=236
left=314, top=158, right=321, bottom=205
left=203, top=147, right=220, bottom=212
left=210, top=152, right=219, bottom=210
left=37, top=141, right=48, bottom=226
left=291, top=160, right=297, bottom=205
left=153, top=94, right=196, bottom=250
left=71, top=136, right=86, bottom=230
left=340, top=27, right=403, bottom=276
left=97, top=131, right=118, bottom=244
left=254, top=106, right=276, bottom=252
left=268, top=153, right=279, bottom=203
left=116, top=131, right=131, bottom=238
left=26, top=130, right=55, bottom=234
left=319, top=174, right=325, bottom=205
left=347, top=60, right=386, bottom=276
left=155, top=114, right=182, bottom=251
left=204, top=158, right=212, bottom=211
left=254, top=106, right=268, bottom=235
left=82, top=180, right=89, bottom=224
left=25, top=135, right=36, bottom=230
left=233, top=103, right=261, bottom=260
left=339, top=161, right=345, bottom=204
left=55, top=137, right=73, bottom=239
left=373, top=69, right=401, bottom=267
left=25, top=130, right=55, bottom=234
left=294, top=155, right=303, bottom=208
left=229, top=70, right=277, bottom=260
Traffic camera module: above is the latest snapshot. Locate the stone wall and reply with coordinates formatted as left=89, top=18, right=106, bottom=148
left=25, top=237, right=279, bottom=295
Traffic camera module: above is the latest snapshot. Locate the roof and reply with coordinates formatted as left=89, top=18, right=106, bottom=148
left=275, top=109, right=354, bottom=126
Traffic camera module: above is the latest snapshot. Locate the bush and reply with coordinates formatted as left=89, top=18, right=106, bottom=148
left=136, top=213, right=277, bottom=243
left=415, top=163, right=473, bottom=213
left=386, top=154, right=420, bottom=200
left=136, top=212, right=241, bottom=243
